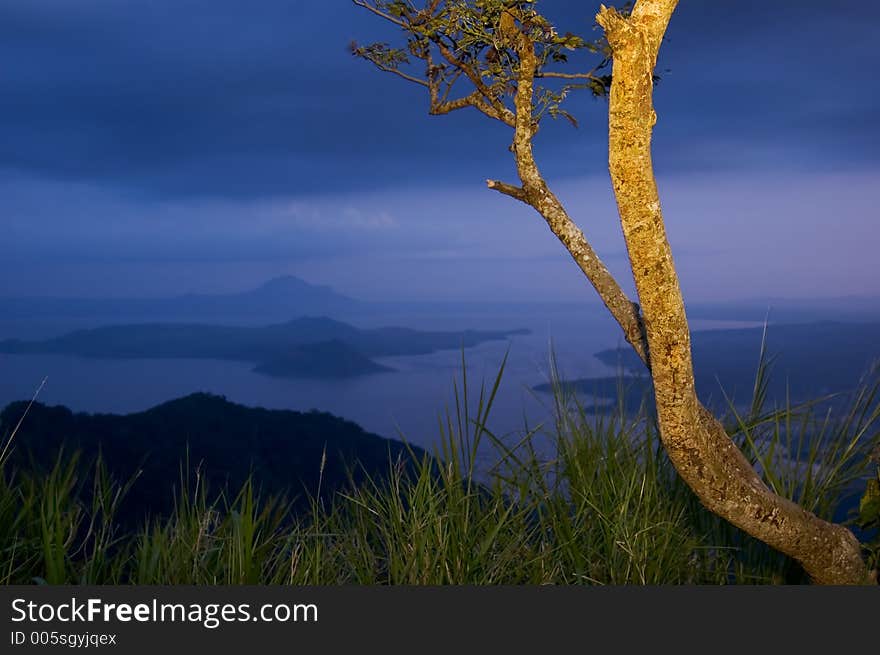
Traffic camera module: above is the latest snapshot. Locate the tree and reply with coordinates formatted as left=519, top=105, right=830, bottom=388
left=351, top=0, right=874, bottom=584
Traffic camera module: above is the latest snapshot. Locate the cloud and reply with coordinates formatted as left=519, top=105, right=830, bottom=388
left=0, top=0, right=876, bottom=201
left=1, top=164, right=879, bottom=303
left=273, top=203, right=396, bottom=231
left=1, top=1, right=878, bottom=303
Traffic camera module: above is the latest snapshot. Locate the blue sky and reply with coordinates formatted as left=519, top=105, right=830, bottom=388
left=1, top=0, right=877, bottom=302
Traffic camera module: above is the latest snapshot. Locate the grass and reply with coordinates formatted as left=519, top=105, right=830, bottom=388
left=0, top=348, right=878, bottom=585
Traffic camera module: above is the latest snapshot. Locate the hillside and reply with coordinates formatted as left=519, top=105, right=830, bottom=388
left=0, top=393, right=428, bottom=522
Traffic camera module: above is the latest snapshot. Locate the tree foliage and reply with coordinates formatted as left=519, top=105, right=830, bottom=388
left=351, top=0, right=622, bottom=128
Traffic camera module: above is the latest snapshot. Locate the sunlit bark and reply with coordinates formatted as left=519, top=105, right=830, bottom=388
left=595, top=0, right=870, bottom=585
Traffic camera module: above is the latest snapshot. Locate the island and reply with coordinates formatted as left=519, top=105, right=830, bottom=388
left=535, top=321, right=880, bottom=412
left=0, top=316, right=529, bottom=379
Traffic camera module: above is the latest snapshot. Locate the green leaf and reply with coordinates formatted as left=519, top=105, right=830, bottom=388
left=859, top=477, right=880, bottom=528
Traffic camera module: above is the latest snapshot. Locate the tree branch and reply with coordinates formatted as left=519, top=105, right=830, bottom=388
left=486, top=179, right=527, bottom=202
left=430, top=92, right=478, bottom=115
left=367, top=60, right=430, bottom=87
left=432, top=39, right=516, bottom=126
left=536, top=71, right=602, bottom=80
left=493, top=10, right=650, bottom=363
left=439, top=69, right=464, bottom=105
left=352, top=0, right=409, bottom=28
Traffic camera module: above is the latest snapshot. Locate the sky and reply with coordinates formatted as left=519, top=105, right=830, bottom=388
left=1, top=0, right=878, bottom=303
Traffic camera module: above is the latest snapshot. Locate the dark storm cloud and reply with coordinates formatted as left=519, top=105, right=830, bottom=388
left=1, top=0, right=877, bottom=200
left=652, top=0, right=879, bottom=170
left=0, top=0, right=512, bottom=197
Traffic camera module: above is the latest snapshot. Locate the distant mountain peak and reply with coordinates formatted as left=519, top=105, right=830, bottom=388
left=253, top=275, right=324, bottom=292
left=1, top=275, right=360, bottom=320
left=245, top=275, right=355, bottom=302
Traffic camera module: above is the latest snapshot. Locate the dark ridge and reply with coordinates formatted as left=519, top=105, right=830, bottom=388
left=0, top=393, right=428, bottom=524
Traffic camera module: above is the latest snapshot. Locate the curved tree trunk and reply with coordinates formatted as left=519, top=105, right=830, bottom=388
left=595, top=0, right=869, bottom=585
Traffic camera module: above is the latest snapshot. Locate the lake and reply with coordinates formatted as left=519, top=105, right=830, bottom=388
left=0, top=306, right=763, bottom=463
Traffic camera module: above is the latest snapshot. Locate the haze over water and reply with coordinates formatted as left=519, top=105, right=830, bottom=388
left=0, top=299, right=765, bottom=464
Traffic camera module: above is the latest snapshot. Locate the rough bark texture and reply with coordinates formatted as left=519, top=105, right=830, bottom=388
left=595, top=0, right=870, bottom=585
left=487, top=15, right=649, bottom=365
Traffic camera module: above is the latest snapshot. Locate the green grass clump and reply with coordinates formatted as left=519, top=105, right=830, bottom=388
left=0, top=348, right=877, bottom=585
